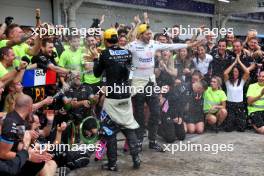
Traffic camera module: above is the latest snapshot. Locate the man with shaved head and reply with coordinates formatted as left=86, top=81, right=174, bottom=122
left=14, top=94, right=33, bottom=115
left=0, top=94, right=34, bottom=158
left=0, top=94, right=54, bottom=175
left=0, top=94, right=33, bottom=158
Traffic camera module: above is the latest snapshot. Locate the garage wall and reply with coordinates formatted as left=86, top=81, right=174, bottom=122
left=76, top=3, right=211, bottom=38
left=0, top=0, right=52, bottom=26
left=226, top=20, right=264, bottom=36
left=1, top=0, right=263, bottom=36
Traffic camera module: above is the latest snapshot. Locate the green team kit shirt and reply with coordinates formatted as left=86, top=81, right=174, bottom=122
left=0, top=40, right=30, bottom=67
left=0, top=62, right=9, bottom=78
left=82, top=47, right=101, bottom=84
left=246, top=83, right=264, bottom=115
left=203, top=87, right=227, bottom=113
left=63, top=44, right=70, bottom=50
left=0, top=61, right=14, bottom=78
left=59, top=48, right=83, bottom=71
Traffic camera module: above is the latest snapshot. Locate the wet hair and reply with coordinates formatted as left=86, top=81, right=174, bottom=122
left=118, top=35, right=127, bottom=40
left=259, top=70, right=264, bottom=76
left=117, top=28, right=128, bottom=36
left=161, top=50, right=175, bottom=74
left=248, top=37, right=258, bottom=42
left=5, top=23, right=20, bottom=37
left=0, top=47, right=12, bottom=60
left=225, top=32, right=234, bottom=38
left=197, top=44, right=207, bottom=50
left=154, top=33, right=160, bottom=40
left=82, top=118, right=98, bottom=131
left=232, top=39, right=243, bottom=46
left=192, top=70, right=203, bottom=80
left=41, top=38, right=53, bottom=47
left=86, top=34, right=96, bottom=39
left=211, top=76, right=222, bottom=89
left=217, top=38, right=227, bottom=45
left=173, top=24, right=180, bottom=28
left=195, top=45, right=207, bottom=64
left=154, top=33, right=169, bottom=42
left=68, top=35, right=80, bottom=41
left=229, top=66, right=242, bottom=87
left=192, top=80, right=208, bottom=93
left=176, top=48, right=192, bottom=68
left=201, top=80, right=208, bottom=90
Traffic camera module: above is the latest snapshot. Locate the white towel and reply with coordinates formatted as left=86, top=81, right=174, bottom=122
left=103, top=97, right=139, bottom=129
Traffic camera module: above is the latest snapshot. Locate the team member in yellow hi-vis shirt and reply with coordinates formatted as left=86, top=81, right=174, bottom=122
left=0, top=47, right=29, bottom=86
left=82, top=35, right=103, bottom=94
left=59, top=35, right=83, bottom=89
left=247, top=71, right=264, bottom=134
left=203, top=76, right=228, bottom=131
left=0, top=24, right=41, bottom=67
left=59, top=36, right=83, bottom=71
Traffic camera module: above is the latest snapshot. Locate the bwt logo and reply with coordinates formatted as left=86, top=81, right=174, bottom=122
left=109, top=49, right=129, bottom=56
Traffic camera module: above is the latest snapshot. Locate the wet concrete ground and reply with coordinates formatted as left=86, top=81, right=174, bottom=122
left=66, top=131, right=264, bottom=176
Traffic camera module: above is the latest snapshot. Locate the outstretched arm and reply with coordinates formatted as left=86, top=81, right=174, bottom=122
left=127, top=15, right=141, bottom=42
left=190, top=25, right=205, bottom=42
left=154, top=39, right=205, bottom=51
left=48, top=63, right=70, bottom=74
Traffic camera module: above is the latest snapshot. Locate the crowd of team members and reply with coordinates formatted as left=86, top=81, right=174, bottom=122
left=0, top=12, right=263, bottom=175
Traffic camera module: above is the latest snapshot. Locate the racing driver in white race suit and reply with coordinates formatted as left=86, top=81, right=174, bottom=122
left=126, top=24, right=205, bottom=152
